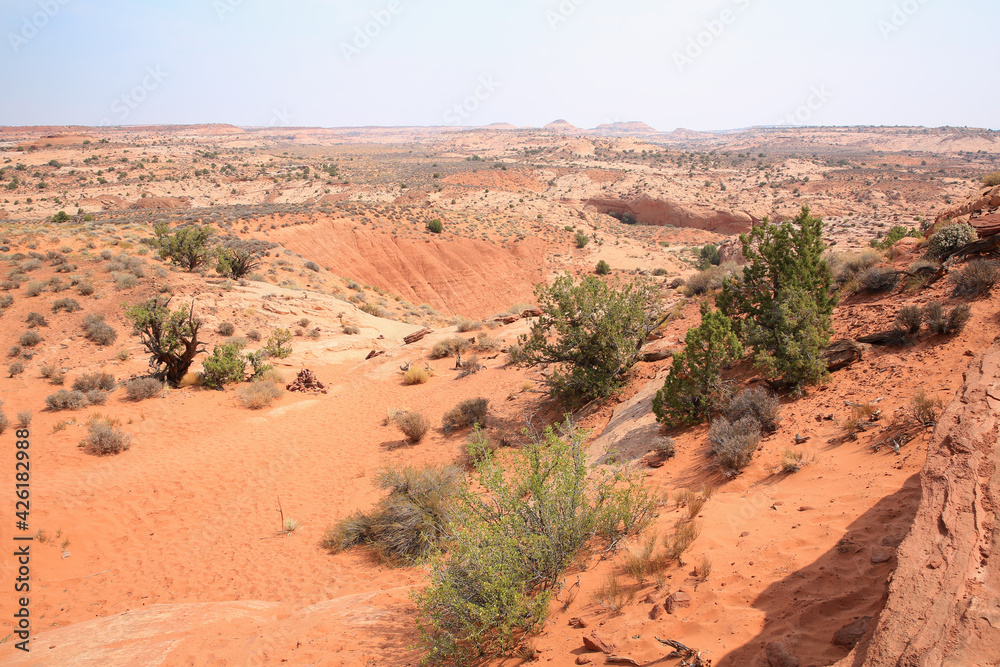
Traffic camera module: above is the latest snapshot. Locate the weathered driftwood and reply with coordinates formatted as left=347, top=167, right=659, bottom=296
left=403, top=328, right=430, bottom=345
left=640, top=349, right=674, bottom=363
left=494, top=313, right=521, bottom=324
left=823, top=338, right=866, bottom=371
left=856, top=329, right=910, bottom=346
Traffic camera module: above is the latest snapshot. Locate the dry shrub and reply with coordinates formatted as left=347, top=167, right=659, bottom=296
left=924, top=302, right=971, bottom=335
left=396, top=410, right=430, bottom=442
left=475, top=333, right=501, bottom=351
left=722, top=387, right=781, bottom=433
left=217, top=321, right=236, bottom=336
left=19, top=330, right=43, bottom=347
left=83, top=313, right=117, bottom=345
left=911, top=390, right=944, bottom=426
left=430, top=336, right=471, bottom=359
left=7, top=361, right=24, bottom=377
left=951, top=259, right=1000, bottom=297
left=894, top=305, right=923, bottom=334
left=0, top=410, right=7, bottom=435
left=708, top=416, right=761, bottom=476
left=45, top=389, right=89, bottom=411
left=455, top=318, right=483, bottom=333
left=695, top=555, right=713, bottom=581
left=683, top=263, right=737, bottom=296
left=651, top=436, right=675, bottom=460
left=82, top=420, right=131, bottom=456
left=442, top=397, right=489, bottom=432
left=842, top=402, right=879, bottom=439
left=52, top=297, right=81, bottom=313
left=857, top=266, right=899, bottom=293
left=238, top=381, right=283, bottom=409
left=322, top=464, right=463, bottom=563
left=125, top=377, right=163, bottom=401
left=827, top=249, right=881, bottom=284
left=403, top=366, right=430, bottom=385
left=72, top=371, right=116, bottom=393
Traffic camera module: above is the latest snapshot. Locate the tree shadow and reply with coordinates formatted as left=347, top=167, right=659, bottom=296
left=717, top=473, right=922, bottom=667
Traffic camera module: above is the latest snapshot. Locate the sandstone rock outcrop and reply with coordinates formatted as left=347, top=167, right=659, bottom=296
left=836, top=341, right=1000, bottom=666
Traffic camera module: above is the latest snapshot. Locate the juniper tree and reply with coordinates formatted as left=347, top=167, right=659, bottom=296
left=124, top=297, right=205, bottom=385
left=652, top=303, right=742, bottom=426
left=716, top=205, right=834, bottom=388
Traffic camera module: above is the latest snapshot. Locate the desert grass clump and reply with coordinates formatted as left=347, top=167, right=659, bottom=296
left=395, top=410, right=430, bottom=442
left=722, top=387, right=781, bottom=433
left=0, top=294, right=13, bottom=309
left=76, top=282, right=95, bottom=296
left=19, top=330, right=43, bottom=347
left=911, top=390, right=944, bottom=426
left=82, top=313, right=117, bottom=345
left=841, top=402, right=879, bottom=439
left=216, top=321, right=236, bottom=336
left=322, top=464, right=463, bottom=563
left=455, top=317, right=482, bottom=333
left=924, top=302, right=971, bottom=335
left=25, top=312, right=48, bottom=328
left=238, top=381, right=283, bottom=409
left=475, top=333, right=501, bottom=352
left=430, top=336, right=471, bottom=359
left=342, top=324, right=360, bottom=335
left=622, top=533, right=669, bottom=585
left=8, top=361, right=24, bottom=377
left=894, top=305, right=924, bottom=334
left=82, top=420, right=131, bottom=456
left=442, top=397, right=489, bottom=432
left=25, top=280, right=46, bottom=297
left=951, top=259, right=1000, bottom=297
left=827, top=250, right=881, bottom=284
left=664, top=521, right=700, bottom=564
left=781, top=449, right=807, bottom=473
left=45, top=389, right=89, bottom=411
left=124, top=377, right=163, bottom=401
left=52, top=297, right=81, bottom=313
left=0, top=409, right=7, bottom=434
left=708, top=416, right=761, bottom=477
left=403, top=366, right=430, bottom=385
left=245, top=328, right=261, bottom=342
left=856, top=266, right=899, bottom=293
left=591, top=570, right=635, bottom=612
left=73, top=372, right=116, bottom=393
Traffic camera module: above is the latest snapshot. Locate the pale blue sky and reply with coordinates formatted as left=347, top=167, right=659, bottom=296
left=1, top=0, right=996, bottom=130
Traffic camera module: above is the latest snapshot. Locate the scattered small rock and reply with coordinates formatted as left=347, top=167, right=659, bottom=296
left=568, top=617, right=588, bottom=629
left=870, top=550, right=893, bottom=564
left=649, top=603, right=663, bottom=620
left=766, top=641, right=800, bottom=667
left=832, top=616, right=872, bottom=648
left=575, top=657, right=592, bottom=665
left=582, top=632, right=614, bottom=654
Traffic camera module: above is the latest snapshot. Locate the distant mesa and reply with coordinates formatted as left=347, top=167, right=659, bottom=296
left=483, top=122, right=518, bottom=130
left=543, top=119, right=581, bottom=133
left=592, top=121, right=660, bottom=136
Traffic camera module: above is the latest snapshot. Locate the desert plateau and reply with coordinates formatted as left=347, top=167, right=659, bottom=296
left=2, top=2, right=999, bottom=666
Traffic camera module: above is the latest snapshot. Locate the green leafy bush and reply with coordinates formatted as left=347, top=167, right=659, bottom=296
left=574, top=231, right=589, bottom=248
left=513, top=275, right=664, bottom=404
left=152, top=222, right=214, bottom=271
left=718, top=206, right=834, bottom=388
left=926, top=223, right=977, bottom=259
left=595, top=259, right=611, bottom=275
left=653, top=304, right=742, bottom=426
left=263, top=328, right=292, bottom=358
left=201, top=342, right=247, bottom=388
left=426, top=219, right=444, bottom=234
left=413, top=420, right=654, bottom=664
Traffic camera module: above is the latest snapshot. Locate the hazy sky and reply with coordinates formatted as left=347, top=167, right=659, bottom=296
left=1, top=0, right=996, bottom=130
